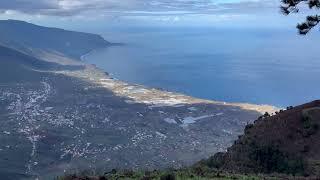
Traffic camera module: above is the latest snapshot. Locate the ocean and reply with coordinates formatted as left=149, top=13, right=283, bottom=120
left=83, top=26, right=320, bottom=107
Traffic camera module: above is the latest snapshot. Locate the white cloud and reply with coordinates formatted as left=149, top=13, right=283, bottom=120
left=0, top=0, right=278, bottom=17
left=0, top=0, right=286, bottom=27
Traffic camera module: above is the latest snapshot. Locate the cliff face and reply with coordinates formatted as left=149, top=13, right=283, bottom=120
left=0, top=20, right=110, bottom=60
left=205, top=100, right=320, bottom=176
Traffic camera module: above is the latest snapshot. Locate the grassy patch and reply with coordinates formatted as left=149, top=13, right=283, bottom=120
left=58, top=168, right=266, bottom=180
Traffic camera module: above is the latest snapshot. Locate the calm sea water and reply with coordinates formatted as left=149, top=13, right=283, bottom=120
left=84, top=27, right=320, bottom=107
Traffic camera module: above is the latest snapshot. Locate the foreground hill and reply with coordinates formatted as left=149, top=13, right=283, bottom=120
left=203, top=100, right=320, bottom=176
left=0, top=20, right=110, bottom=60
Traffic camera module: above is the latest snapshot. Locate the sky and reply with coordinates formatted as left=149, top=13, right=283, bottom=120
left=0, top=0, right=306, bottom=30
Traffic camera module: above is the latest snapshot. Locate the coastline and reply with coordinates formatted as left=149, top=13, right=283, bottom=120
left=80, top=43, right=125, bottom=61
left=80, top=48, right=101, bottom=62
left=64, top=51, right=279, bottom=115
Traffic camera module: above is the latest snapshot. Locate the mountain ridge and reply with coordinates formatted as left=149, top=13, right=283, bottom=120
left=0, top=19, right=110, bottom=60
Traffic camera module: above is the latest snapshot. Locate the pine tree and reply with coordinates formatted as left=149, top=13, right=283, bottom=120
left=281, top=0, right=320, bottom=34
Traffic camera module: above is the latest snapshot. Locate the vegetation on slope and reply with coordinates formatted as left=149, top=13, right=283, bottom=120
left=202, top=100, right=320, bottom=177
left=58, top=168, right=273, bottom=180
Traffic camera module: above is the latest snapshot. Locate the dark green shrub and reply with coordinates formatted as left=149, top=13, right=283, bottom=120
left=98, top=176, right=107, bottom=180
left=245, top=124, right=254, bottom=134
left=123, top=170, right=134, bottom=177
left=160, top=173, right=176, bottom=180
left=141, top=176, right=152, bottom=180
left=193, top=166, right=206, bottom=176
left=205, top=152, right=225, bottom=168
left=264, top=112, right=270, bottom=117
left=250, top=145, right=305, bottom=175
left=110, top=169, right=117, bottom=174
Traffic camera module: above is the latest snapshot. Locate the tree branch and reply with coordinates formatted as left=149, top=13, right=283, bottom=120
left=281, top=0, right=320, bottom=34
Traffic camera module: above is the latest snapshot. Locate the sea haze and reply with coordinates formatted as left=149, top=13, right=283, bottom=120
left=83, top=26, right=320, bottom=107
